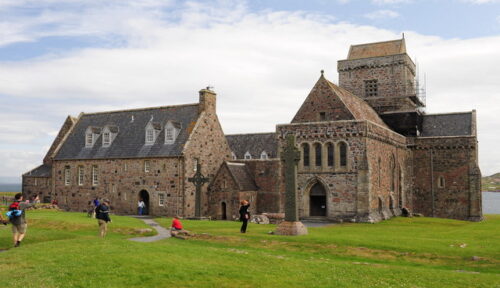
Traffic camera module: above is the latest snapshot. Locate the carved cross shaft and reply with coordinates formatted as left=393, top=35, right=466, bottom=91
left=281, top=134, right=301, bottom=222
left=188, top=161, right=209, bottom=217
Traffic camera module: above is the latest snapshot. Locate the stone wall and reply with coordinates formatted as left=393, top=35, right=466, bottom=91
left=338, top=53, right=418, bottom=113
left=411, top=136, right=482, bottom=221
left=52, top=157, right=183, bottom=216
left=23, top=176, right=51, bottom=202
left=240, top=159, right=284, bottom=214
left=182, top=90, right=232, bottom=217
left=278, top=121, right=367, bottom=221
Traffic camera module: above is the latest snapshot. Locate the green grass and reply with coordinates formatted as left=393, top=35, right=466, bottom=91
left=0, top=210, right=499, bottom=288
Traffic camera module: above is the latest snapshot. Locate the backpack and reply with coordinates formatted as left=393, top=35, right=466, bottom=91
left=7, top=201, right=22, bottom=220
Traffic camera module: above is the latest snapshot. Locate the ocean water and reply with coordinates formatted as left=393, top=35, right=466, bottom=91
left=483, top=192, right=500, bottom=214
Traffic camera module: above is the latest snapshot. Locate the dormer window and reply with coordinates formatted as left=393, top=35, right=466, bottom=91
left=102, top=125, right=118, bottom=147
left=145, top=121, right=161, bottom=145
left=231, top=152, right=237, bottom=160
left=146, top=129, right=154, bottom=144
left=103, top=132, right=110, bottom=146
left=244, top=151, right=252, bottom=160
left=260, top=151, right=268, bottom=160
left=85, top=126, right=101, bottom=148
left=86, top=133, right=93, bottom=147
left=164, top=120, right=181, bottom=144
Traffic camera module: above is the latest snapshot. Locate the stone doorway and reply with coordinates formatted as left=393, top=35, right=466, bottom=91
left=221, top=202, right=227, bottom=220
left=139, top=190, right=150, bottom=215
left=309, top=182, right=327, bottom=216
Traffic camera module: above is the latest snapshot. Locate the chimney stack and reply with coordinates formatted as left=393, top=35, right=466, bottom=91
left=198, top=87, right=216, bottom=115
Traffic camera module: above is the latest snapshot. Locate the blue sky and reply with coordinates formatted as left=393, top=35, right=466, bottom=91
left=0, top=0, right=499, bottom=182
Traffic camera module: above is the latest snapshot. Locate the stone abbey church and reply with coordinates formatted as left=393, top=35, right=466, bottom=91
left=23, top=38, right=482, bottom=222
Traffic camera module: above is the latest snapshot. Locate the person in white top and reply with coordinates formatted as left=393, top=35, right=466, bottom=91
left=138, top=199, right=146, bottom=215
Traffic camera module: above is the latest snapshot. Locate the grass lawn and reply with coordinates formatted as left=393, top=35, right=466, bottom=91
left=0, top=210, right=498, bottom=288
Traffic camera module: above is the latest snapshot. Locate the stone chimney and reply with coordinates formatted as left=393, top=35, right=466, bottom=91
left=198, top=87, right=216, bottom=115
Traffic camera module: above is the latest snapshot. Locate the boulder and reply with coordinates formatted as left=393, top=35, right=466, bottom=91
left=250, top=214, right=270, bottom=224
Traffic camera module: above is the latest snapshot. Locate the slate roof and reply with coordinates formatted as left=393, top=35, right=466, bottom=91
left=226, top=162, right=258, bottom=191
left=420, top=112, right=473, bottom=137
left=326, top=79, right=389, bottom=128
left=226, top=133, right=278, bottom=159
left=55, top=104, right=199, bottom=160
left=23, top=164, right=51, bottom=177
left=347, top=39, right=406, bottom=60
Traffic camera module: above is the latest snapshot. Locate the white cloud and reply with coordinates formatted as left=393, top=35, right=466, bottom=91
left=364, top=9, right=400, bottom=19
left=0, top=0, right=499, bottom=178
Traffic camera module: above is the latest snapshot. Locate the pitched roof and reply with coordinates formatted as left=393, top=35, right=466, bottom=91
left=54, top=104, right=199, bottom=160
left=326, top=79, right=388, bottom=127
left=347, top=39, right=406, bottom=60
left=226, top=162, right=258, bottom=191
left=226, top=133, right=278, bottom=159
left=23, top=164, right=51, bottom=177
left=420, top=112, right=473, bottom=137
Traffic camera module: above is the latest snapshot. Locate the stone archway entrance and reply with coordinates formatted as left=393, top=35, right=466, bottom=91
left=139, top=190, right=150, bottom=215
left=221, top=202, right=227, bottom=220
left=309, top=182, right=327, bottom=216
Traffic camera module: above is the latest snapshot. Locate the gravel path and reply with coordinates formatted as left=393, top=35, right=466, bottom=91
left=128, top=217, right=171, bottom=242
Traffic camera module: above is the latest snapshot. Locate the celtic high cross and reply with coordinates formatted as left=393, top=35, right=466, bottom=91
left=188, top=159, right=209, bottom=217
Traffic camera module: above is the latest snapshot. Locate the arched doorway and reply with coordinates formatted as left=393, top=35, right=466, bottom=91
left=309, top=182, right=327, bottom=216
left=139, top=190, right=150, bottom=215
left=221, top=202, right=227, bottom=220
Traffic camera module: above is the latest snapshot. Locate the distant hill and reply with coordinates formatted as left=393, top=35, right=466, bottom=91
left=482, top=173, right=500, bottom=192
left=0, top=183, right=21, bottom=192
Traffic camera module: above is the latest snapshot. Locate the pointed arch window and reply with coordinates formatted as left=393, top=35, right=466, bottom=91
left=314, top=143, right=322, bottom=167
left=302, top=143, right=310, bottom=167
left=327, top=143, right=334, bottom=167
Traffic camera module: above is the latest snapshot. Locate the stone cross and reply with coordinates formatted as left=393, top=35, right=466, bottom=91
left=281, top=134, right=301, bottom=222
left=188, top=160, right=210, bottom=217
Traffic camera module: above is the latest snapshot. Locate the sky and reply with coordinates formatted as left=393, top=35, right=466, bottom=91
left=0, top=0, right=499, bottom=183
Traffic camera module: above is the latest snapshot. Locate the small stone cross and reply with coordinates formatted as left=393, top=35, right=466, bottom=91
left=188, top=160, right=210, bottom=217
left=281, top=134, right=301, bottom=222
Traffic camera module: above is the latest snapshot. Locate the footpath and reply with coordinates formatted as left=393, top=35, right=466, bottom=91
left=128, top=216, right=171, bottom=242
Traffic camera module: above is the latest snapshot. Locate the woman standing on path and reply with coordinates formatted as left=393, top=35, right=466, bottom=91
left=239, top=200, right=250, bottom=233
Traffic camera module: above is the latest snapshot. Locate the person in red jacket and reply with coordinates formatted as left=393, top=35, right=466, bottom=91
left=170, top=216, right=190, bottom=239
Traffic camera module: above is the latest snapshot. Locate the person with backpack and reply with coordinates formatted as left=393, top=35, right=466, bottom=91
left=95, top=199, right=111, bottom=238
left=8, top=193, right=38, bottom=247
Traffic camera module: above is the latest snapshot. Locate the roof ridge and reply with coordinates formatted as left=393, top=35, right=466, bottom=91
left=424, top=111, right=473, bottom=116
left=83, top=103, right=198, bottom=116
left=350, top=38, right=403, bottom=48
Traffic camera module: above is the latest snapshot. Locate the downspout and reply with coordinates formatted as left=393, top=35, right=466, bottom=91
left=430, top=149, right=435, bottom=217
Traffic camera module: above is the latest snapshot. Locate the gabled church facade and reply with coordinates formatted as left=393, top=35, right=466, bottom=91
left=23, top=38, right=482, bottom=222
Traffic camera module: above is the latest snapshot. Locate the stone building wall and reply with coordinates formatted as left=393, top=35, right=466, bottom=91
left=52, top=157, right=183, bottom=216
left=277, top=120, right=368, bottom=221
left=208, top=164, right=255, bottom=220
left=182, top=89, right=232, bottom=217
left=239, top=159, right=284, bottom=214
left=411, top=136, right=482, bottom=221
left=44, top=115, right=77, bottom=165
left=23, top=176, right=51, bottom=202
left=338, top=54, right=418, bottom=113
left=365, top=122, right=411, bottom=221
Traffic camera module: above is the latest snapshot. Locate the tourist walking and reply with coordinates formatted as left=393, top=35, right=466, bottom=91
left=8, top=193, right=38, bottom=247
left=239, top=200, right=250, bottom=233
left=95, top=199, right=111, bottom=237
left=138, top=199, right=146, bottom=215
left=92, top=197, right=100, bottom=218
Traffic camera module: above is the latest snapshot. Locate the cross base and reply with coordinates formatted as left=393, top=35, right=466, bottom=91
left=274, top=221, right=308, bottom=236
